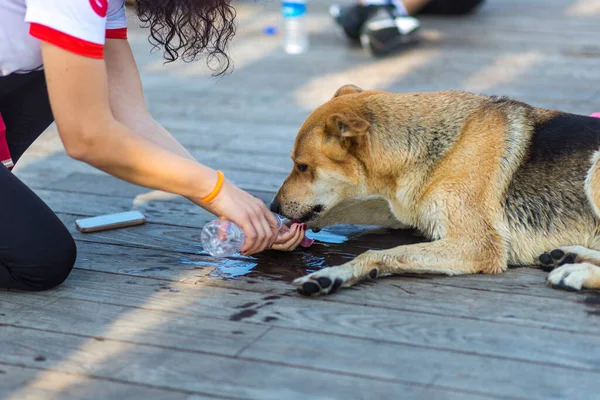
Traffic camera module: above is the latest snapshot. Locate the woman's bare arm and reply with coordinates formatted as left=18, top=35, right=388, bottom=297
left=40, top=41, right=278, bottom=255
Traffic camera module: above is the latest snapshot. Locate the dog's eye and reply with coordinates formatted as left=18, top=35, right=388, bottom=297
left=296, top=163, right=308, bottom=172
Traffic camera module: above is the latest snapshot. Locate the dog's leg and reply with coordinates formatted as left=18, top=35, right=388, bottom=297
left=547, top=263, right=600, bottom=291
left=535, top=148, right=600, bottom=291
left=293, top=238, right=504, bottom=296
left=537, top=246, right=600, bottom=291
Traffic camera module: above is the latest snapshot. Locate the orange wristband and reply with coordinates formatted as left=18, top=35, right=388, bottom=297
left=201, top=170, right=224, bottom=203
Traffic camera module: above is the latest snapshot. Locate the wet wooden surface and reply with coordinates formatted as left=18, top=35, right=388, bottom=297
left=3, top=0, right=600, bottom=399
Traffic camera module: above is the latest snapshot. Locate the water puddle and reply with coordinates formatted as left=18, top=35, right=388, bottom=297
left=179, top=224, right=427, bottom=281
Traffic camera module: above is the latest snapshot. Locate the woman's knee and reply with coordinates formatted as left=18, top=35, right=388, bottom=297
left=42, top=230, right=77, bottom=289
left=8, top=225, right=77, bottom=291
left=0, top=161, right=76, bottom=291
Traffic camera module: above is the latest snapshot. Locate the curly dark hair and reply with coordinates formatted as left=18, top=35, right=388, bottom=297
left=134, top=0, right=237, bottom=75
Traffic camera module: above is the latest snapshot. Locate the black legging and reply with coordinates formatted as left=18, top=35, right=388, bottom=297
left=0, top=71, right=76, bottom=291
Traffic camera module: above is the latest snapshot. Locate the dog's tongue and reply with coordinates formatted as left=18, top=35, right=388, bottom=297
left=300, top=237, right=315, bottom=248
left=292, top=219, right=315, bottom=248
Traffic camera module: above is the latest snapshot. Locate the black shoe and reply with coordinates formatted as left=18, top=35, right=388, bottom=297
left=329, top=3, right=398, bottom=41
left=359, top=10, right=420, bottom=56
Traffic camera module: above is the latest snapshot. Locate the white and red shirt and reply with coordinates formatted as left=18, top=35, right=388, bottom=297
left=0, top=0, right=128, bottom=76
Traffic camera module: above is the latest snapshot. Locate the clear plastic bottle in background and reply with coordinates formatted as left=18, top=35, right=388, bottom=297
left=201, top=214, right=289, bottom=257
left=281, top=0, right=308, bottom=54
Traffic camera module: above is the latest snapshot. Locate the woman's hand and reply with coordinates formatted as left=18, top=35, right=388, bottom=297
left=270, top=223, right=306, bottom=251
left=204, top=177, right=279, bottom=256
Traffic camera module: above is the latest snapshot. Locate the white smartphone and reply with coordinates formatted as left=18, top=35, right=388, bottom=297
left=75, top=210, right=146, bottom=233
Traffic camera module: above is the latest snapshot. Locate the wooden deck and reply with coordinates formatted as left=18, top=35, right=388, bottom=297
left=3, top=0, right=600, bottom=398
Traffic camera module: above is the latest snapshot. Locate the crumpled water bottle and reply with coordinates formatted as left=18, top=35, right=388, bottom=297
left=201, top=214, right=289, bottom=257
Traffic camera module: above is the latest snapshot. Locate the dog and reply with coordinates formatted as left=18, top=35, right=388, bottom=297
left=270, top=84, right=600, bottom=296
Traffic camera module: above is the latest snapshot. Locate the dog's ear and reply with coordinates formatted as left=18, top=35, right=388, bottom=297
left=323, top=112, right=370, bottom=160
left=333, top=84, right=364, bottom=98
left=326, top=112, right=370, bottom=138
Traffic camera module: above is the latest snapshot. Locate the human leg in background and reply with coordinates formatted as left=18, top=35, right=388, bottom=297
left=330, top=0, right=485, bottom=56
left=417, top=0, right=484, bottom=15
left=329, top=0, right=423, bottom=55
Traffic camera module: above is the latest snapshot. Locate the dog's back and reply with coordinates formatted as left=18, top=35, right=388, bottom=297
left=502, top=109, right=600, bottom=264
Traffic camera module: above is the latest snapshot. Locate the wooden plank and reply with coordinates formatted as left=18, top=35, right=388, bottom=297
left=5, top=2, right=600, bottom=400
left=241, top=327, right=600, bottom=400
left=0, top=364, right=193, bottom=400
left=18, top=264, right=600, bottom=371
left=0, top=295, right=57, bottom=326
left=64, top=242, right=600, bottom=332
left=6, top=295, right=269, bottom=357
left=0, top=325, right=493, bottom=400
left=4, top=270, right=600, bottom=399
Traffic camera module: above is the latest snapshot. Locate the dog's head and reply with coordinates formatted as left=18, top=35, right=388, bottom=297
left=271, top=84, right=379, bottom=228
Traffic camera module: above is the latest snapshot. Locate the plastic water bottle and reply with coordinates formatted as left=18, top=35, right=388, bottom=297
left=282, top=0, right=308, bottom=54
left=201, top=214, right=289, bottom=257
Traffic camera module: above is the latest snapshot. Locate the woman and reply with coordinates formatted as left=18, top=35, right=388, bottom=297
left=0, top=0, right=306, bottom=291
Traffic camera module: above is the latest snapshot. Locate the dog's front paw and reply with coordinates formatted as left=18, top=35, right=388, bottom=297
left=546, top=263, right=598, bottom=291
left=292, top=266, right=357, bottom=296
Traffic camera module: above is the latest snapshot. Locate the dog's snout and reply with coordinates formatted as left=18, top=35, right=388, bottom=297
left=270, top=197, right=281, bottom=214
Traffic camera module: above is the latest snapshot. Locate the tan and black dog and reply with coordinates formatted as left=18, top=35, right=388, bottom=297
left=270, top=84, right=600, bottom=296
